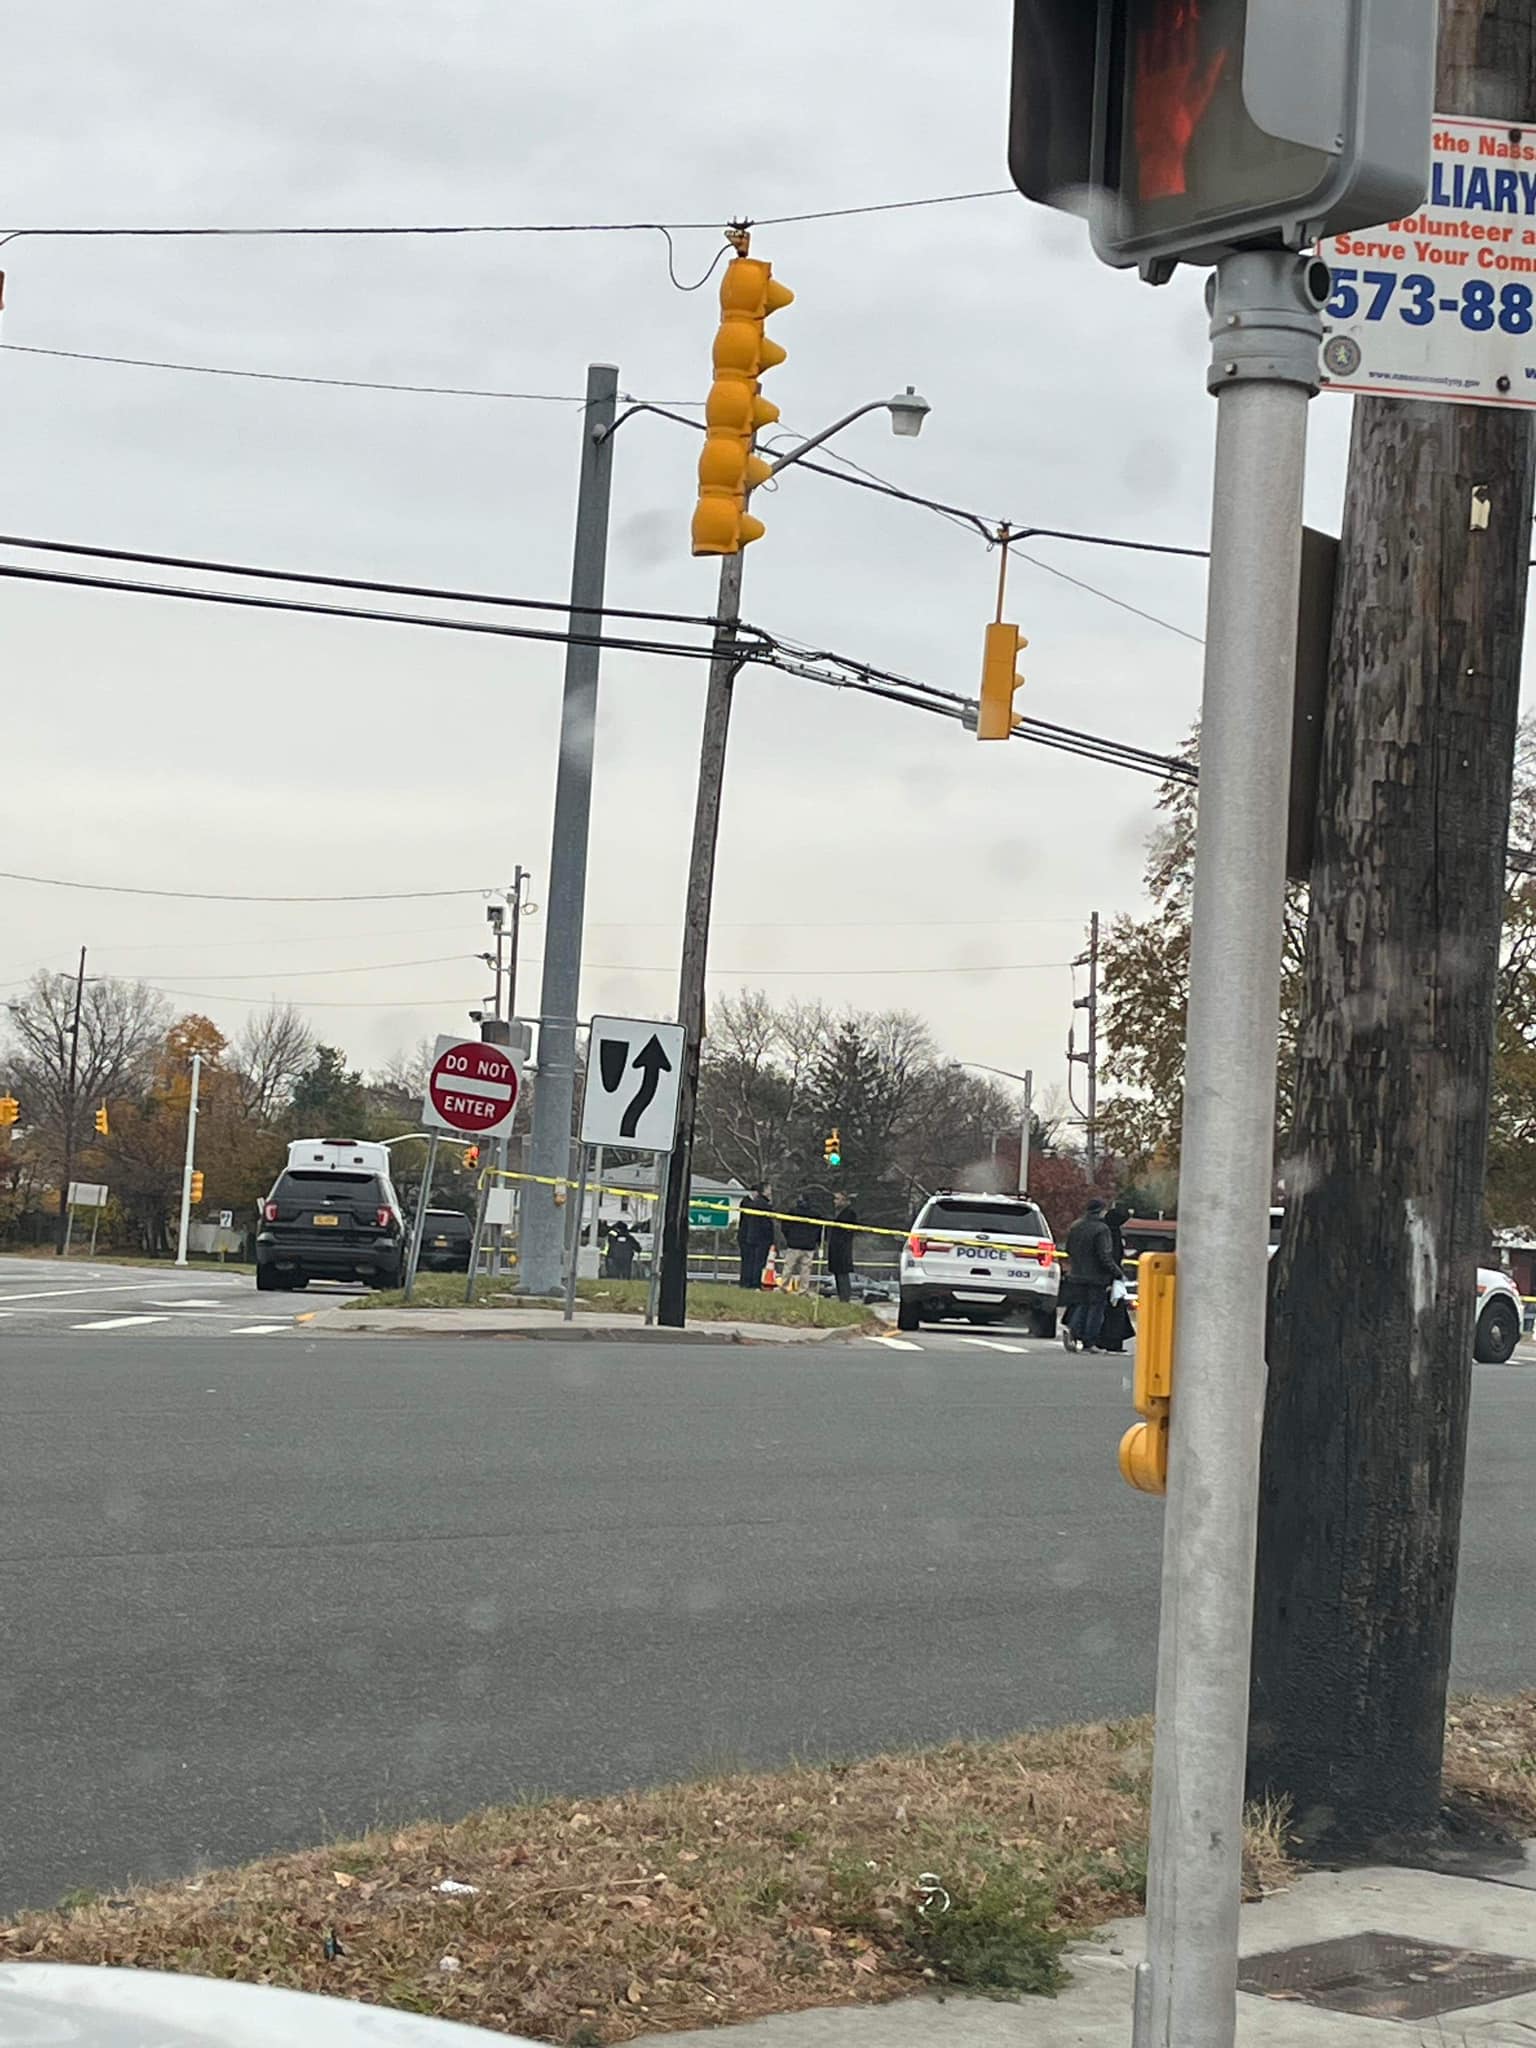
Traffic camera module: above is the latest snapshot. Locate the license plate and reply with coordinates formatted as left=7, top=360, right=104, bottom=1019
left=314, top=1212, right=339, bottom=1227
left=432, top=1236, right=449, bottom=1248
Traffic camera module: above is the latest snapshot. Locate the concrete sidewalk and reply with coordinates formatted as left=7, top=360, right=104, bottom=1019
left=300, top=1304, right=863, bottom=1343
left=646, top=1851, right=1536, bottom=2044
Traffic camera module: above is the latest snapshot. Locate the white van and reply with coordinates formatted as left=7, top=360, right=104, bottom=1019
left=285, top=1137, right=392, bottom=1178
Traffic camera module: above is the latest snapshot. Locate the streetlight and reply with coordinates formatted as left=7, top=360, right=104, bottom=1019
left=656, top=388, right=933, bottom=1326
left=962, top=1060, right=1035, bottom=1199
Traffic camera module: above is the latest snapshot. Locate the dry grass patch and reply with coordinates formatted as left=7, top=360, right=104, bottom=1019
left=1443, top=1692, right=1536, bottom=1835
left=0, top=1719, right=1288, bottom=2043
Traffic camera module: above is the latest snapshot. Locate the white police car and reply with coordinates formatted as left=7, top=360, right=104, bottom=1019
left=898, top=1191, right=1060, bottom=1335
left=1475, top=1268, right=1523, bottom=1363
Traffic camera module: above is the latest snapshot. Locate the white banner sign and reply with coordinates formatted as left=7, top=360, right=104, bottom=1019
left=1320, top=114, right=1536, bottom=411
left=67, top=1181, right=108, bottom=1208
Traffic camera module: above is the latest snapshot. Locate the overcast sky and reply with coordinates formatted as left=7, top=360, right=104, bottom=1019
left=1, top=0, right=1374, bottom=1110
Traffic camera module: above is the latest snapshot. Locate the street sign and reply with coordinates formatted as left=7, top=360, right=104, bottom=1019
left=1320, top=115, right=1536, bottom=410
left=422, top=1036, right=523, bottom=1139
left=689, top=1199, right=733, bottom=1230
left=581, top=1016, right=685, bottom=1152
left=218, top=1209, right=234, bottom=1229
left=67, top=1181, right=108, bottom=1208
left=1009, top=0, right=1436, bottom=271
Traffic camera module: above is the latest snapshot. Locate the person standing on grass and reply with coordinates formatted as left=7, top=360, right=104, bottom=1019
left=1061, top=1196, right=1120, bottom=1354
left=605, top=1221, right=640, bottom=1281
left=827, top=1191, right=859, bottom=1303
left=780, top=1188, right=826, bottom=1293
left=737, top=1187, right=776, bottom=1290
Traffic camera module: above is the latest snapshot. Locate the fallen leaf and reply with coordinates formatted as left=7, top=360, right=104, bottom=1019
left=332, top=1872, right=357, bottom=1889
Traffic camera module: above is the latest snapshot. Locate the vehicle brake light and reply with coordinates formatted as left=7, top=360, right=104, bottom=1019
left=908, top=1234, right=928, bottom=1258
left=377, top=1207, right=395, bottom=1229
left=263, top=1201, right=278, bottom=1223
left=1038, top=1244, right=1055, bottom=1268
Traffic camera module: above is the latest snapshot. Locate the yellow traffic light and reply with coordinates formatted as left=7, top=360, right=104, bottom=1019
left=0, top=1094, right=18, bottom=1128
left=978, top=622, right=1029, bottom=741
left=189, top=1169, right=205, bottom=1205
left=1119, top=1252, right=1176, bottom=1496
left=692, top=249, right=794, bottom=557
left=94, top=1104, right=110, bottom=1137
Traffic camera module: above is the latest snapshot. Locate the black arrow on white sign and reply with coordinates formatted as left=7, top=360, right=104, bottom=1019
left=616, top=1034, right=673, bottom=1138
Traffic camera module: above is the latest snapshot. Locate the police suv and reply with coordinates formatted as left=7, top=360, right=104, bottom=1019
left=898, top=1191, right=1060, bottom=1335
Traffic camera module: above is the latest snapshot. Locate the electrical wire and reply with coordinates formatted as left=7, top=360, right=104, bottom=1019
left=0, top=560, right=724, bottom=661
left=0, top=190, right=1015, bottom=240
left=138, top=953, right=478, bottom=982
left=0, top=532, right=726, bottom=631
left=0, top=869, right=494, bottom=903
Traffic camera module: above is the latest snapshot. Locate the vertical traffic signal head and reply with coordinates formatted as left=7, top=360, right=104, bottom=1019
left=978, top=624, right=1028, bottom=742
left=692, top=251, right=794, bottom=557
left=463, top=1145, right=480, bottom=1169
left=823, top=1128, right=842, bottom=1168
left=0, top=1095, right=18, bottom=1128
left=189, top=1169, right=205, bottom=1204
left=94, top=1104, right=110, bottom=1137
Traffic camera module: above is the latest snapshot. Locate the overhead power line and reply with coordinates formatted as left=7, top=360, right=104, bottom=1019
left=0, top=343, right=594, bottom=402
left=0, top=189, right=1014, bottom=240
left=0, top=868, right=495, bottom=903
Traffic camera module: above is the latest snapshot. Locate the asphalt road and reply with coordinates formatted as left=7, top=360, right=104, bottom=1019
left=3, top=1297, right=1532, bottom=1913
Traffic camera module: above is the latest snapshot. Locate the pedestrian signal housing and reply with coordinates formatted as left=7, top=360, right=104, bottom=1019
left=1009, top=0, right=1435, bottom=272
left=1119, top=1252, right=1175, bottom=1494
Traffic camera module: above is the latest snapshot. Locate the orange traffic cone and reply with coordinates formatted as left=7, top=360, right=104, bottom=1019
left=761, top=1246, right=778, bottom=1290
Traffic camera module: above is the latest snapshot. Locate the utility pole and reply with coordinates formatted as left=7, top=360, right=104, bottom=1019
left=1069, top=912, right=1100, bottom=1179
left=506, top=865, right=529, bottom=1018
left=521, top=365, right=619, bottom=1297
left=56, top=945, right=86, bottom=1256
left=1018, top=1068, right=1033, bottom=1199
left=1250, top=0, right=1536, bottom=1852
left=174, top=1052, right=201, bottom=1268
left=657, top=552, right=746, bottom=1328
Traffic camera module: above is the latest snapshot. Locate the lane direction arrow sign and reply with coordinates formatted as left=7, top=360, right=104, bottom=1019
left=581, top=1017, right=685, bottom=1152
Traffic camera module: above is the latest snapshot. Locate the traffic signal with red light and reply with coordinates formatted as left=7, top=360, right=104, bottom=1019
left=189, top=1170, right=205, bottom=1205
left=692, top=249, right=794, bottom=557
left=978, top=624, right=1028, bottom=742
left=94, top=1104, right=110, bottom=1137
left=1009, top=0, right=1435, bottom=271
left=0, top=1095, right=18, bottom=1128
left=463, top=1146, right=480, bottom=1169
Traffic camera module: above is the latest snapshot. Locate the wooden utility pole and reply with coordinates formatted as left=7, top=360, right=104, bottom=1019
left=1249, top=0, right=1536, bottom=1850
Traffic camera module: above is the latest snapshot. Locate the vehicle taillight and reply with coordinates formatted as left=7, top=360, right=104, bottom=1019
left=1038, top=1244, right=1055, bottom=1268
left=377, top=1207, right=395, bottom=1229
left=263, top=1201, right=278, bottom=1223
left=908, top=1234, right=928, bottom=1258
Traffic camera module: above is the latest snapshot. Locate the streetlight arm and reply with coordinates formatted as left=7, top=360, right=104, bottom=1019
left=765, top=402, right=890, bottom=477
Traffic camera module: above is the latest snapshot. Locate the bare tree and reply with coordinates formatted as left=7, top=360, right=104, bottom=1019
left=4, top=972, right=167, bottom=1166
left=372, top=1037, right=434, bottom=1100
left=231, top=1004, right=315, bottom=1124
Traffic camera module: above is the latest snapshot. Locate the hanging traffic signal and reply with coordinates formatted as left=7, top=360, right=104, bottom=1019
left=463, top=1146, right=480, bottom=1169
left=1009, top=0, right=1435, bottom=272
left=94, top=1104, right=110, bottom=1137
left=823, top=1128, right=842, bottom=1169
left=978, top=624, right=1028, bottom=742
left=189, top=1169, right=205, bottom=1205
left=0, top=1095, right=18, bottom=1127
left=692, top=247, right=794, bottom=557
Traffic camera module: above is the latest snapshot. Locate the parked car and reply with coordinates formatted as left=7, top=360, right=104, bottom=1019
left=898, top=1191, right=1059, bottom=1334
left=255, top=1165, right=406, bottom=1292
left=414, top=1208, right=473, bottom=1274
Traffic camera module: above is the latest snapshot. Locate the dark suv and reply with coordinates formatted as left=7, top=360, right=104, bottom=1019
left=255, top=1168, right=405, bottom=1292
left=415, top=1208, right=473, bottom=1274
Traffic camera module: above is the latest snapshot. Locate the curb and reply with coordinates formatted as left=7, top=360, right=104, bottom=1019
left=300, top=1310, right=867, bottom=1345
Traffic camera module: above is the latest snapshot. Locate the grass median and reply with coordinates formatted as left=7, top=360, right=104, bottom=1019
left=361, top=1272, right=877, bottom=1330
left=8, top=1699, right=1533, bottom=2043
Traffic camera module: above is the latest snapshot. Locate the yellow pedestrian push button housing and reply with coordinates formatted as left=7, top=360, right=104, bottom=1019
left=1119, top=1253, right=1175, bottom=1496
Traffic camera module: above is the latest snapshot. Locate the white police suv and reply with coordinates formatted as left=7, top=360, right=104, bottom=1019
left=898, top=1191, right=1060, bottom=1335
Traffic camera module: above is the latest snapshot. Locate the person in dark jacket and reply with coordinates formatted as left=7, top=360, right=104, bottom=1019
left=1099, top=1202, right=1133, bottom=1353
left=780, top=1188, right=827, bottom=1292
left=738, top=1187, right=776, bottom=1290
left=1061, top=1197, right=1120, bottom=1353
left=605, top=1222, right=640, bottom=1281
left=826, top=1192, right=859, bottom=1302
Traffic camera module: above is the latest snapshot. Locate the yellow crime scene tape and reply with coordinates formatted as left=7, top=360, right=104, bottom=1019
left=479, top=1166, right=1061, bottom=1259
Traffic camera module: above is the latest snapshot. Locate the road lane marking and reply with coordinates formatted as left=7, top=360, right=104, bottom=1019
left=145, top=1299, right=232, bottom=1309
left=955, top=1337, right=1032, bottom=1354
left=230, top=1323, right=289, bottom=1335
left=871, top=1335, right=923, bottom=1351
left=70, top=1314, right=172, bottom=1331
left=0, top=1283, right=154, bottom=1305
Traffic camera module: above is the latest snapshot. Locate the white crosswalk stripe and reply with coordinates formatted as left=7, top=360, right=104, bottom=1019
left=954, top=1336, right=1031, bottom=1354
left=230, top=1324, right=290, bottom=1336
left=70, top=1314, right=172, bottom=1331
left=870, top=1335, right=923, bottom=1351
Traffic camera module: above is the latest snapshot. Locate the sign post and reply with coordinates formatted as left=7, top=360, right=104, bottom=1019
left=419, top=1037, right=523, bottom=1303
left=402, top=1132, right=441, bottom=1304
left=1009, top=8, right=1436, bottom=2044
left=580, top=1017, right=687, bottom=1322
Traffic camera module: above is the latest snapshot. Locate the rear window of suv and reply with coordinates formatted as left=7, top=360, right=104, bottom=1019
left=919, top=1200, right=1050, bottom=1240
left=273, top=1171, right=387, bottom=1205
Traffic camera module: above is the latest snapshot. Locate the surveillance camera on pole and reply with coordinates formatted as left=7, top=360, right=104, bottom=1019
left=1008, top=7, right=1436, bottom=2047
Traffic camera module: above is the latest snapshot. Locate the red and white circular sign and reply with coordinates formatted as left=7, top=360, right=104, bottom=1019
left=427, top=1040, right=521, bottom=1135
